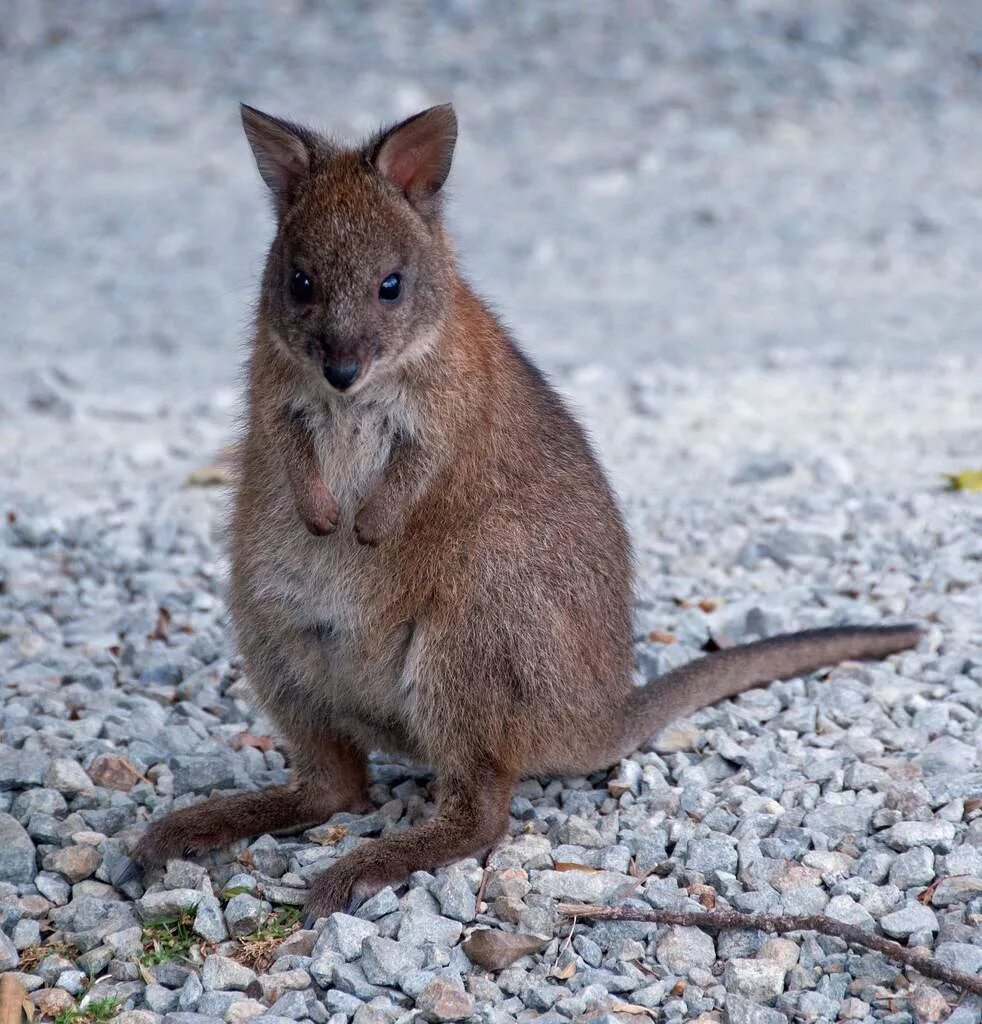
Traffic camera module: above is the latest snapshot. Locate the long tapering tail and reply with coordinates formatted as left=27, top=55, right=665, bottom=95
left=620, top=624, right=920, bottom=753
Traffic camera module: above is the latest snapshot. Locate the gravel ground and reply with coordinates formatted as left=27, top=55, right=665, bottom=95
left=2, top=3, right=981, bottom=1024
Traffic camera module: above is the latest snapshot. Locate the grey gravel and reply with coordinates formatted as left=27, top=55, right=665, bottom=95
left=2, top=3, right=981, bottom=1023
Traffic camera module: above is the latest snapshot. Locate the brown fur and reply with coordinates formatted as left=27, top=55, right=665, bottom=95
left=129, top=104, right=919, bottom=917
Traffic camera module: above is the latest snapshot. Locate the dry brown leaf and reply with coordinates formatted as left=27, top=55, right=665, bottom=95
left=698, top=597, right=722, bottom=612
left=553, top=862, right=602, bottom=873
left=918, top=878, right=941, bottom=904
left=308, top=824, right=349, bottom=846
left=462, top=929, right=547, bottom=971
left=648, top=629, right=676, bottom=644
left=688, top=883, right=717, bottom=909
left=185, top=462, right=234, bottom=487
left=231, top=732, right=275, bottom=753
left=670, top=979, right=687, bottom=997
left=149, top=606, right=171, bottom=642
left=609, top=1002, right=657, bottom=1019
left=551, top=960, right=576, bottom=980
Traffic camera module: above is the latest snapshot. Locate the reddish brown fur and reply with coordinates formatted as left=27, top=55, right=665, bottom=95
left=128, top=105, right=919, bottom=917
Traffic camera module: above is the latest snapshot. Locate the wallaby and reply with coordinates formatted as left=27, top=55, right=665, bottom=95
left=123, top=103, right=919, bottom=919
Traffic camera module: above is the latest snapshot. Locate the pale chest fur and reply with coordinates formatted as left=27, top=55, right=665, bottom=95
left=232, top=386, right=424, bottom=753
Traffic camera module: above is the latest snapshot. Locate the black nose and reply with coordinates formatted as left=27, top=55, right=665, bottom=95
left=323, top=359, right=360, bottom=391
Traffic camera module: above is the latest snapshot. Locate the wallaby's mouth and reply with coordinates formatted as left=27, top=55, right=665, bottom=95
left=323, top=358, right=362, bottom=392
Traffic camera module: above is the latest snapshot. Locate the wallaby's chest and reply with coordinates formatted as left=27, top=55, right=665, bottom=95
left=308, top=397, right=405, bottom=517
left=234, top=390, right=423, bottom=751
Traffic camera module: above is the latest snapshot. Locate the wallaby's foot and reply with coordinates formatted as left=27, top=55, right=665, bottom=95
left=303, top=770, right=514, bottom=921
left=119, top=738, right=368, bottom=885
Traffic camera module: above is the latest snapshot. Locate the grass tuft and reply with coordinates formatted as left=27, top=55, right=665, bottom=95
left=53, top=996, right=122, bottom=1024
left=138, top=910, right=199, bottom=967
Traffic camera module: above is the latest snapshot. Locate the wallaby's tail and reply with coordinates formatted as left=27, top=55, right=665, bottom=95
left=621, top=624, right=920, bottom=753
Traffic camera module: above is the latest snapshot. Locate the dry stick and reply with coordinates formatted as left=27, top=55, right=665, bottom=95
left=557, top=903, right=982, bottom=997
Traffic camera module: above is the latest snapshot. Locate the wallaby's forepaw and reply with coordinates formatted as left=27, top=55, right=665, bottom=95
left=353, top=502, right=388, bottom=546
left=297, top=478, right=341, bottom=537
left=305, top=853, right=386, bottom=920
left=298, top=497, right=340, bottom=537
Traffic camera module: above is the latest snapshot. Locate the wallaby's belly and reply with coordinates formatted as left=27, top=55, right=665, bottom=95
left=232, top=441, right=422, bottom=757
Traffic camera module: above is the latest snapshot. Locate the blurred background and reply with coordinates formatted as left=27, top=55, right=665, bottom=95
left=1, top=1, right=981, bottom=508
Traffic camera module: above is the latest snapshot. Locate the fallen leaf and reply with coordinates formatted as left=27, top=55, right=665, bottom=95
left=917, top=878, right=940, bottom=904
left=149, top=606, right=171, bottom=642
left=648, top=630, right=676, bottom=644
left=230, top=732, right=275, bottom=753
left=462, top=929, right=547, bottom=971
left=966, top=798, right=982, bottom=815
left=944, top=470, right=982, bottom=492
left=553, top=862, right=602, bottom=873
left=688, top=883, right=717, bottom=909
left=609, top=1003, right=657, bottom=1019
left=307, top=824, right=349, bottom=846
left=670, top=979, right=687, bottom=997
left=185, top=460, right=234, bottom=487
left=698, top=597, right=722, bottom=612
left=551, top=960, right=576, bottom=980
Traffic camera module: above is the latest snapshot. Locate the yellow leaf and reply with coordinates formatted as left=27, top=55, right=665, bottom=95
left=944, top=470, right=982, bottom=492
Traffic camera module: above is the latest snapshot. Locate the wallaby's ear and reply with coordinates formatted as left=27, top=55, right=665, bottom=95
left=240, top=104, right=313, bottom=215
left=370, top=104, right=457, bottom=216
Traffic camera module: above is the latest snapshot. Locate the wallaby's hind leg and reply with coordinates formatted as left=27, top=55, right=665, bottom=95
left=304, top=768, right=515, bottom=921
left=125, top=735, right=368, bottom=873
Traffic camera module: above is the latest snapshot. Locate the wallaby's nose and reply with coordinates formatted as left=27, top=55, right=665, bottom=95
left=323, top=359, right=360, bottom=391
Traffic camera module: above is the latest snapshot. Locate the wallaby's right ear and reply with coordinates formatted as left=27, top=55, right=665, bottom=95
left=240, top=104, right=313, bottom=215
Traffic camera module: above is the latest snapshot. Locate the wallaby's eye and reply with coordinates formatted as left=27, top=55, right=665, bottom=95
left=378, top=273, right=402, bottom=303
left=290, top=269, right=313, bottom=303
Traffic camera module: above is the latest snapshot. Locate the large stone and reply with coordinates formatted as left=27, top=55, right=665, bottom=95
left=889, top=847, right=935, bottom=890
left=43, top=845, right=101, bottom=883
left=416, top=978, right=475, bottom=1022
left=0, top=747, right=48, bottom=790
left=723, top=959, right=786, bottom=1003
left=44, top=759, right=94, bottom=795
left=137, top=889, right=203, bottom=921
left=89, top=754, right=140, bottom=792
left=0, top=929, right=19, bottom=971
left=685, top=838, right=738, bottom=875
left=361, top=936, right=425, bottom=987
left=879, top=903, right=938, bottom=939
left=882, top=821, right=956, bottom=853
left=202, top=954, right=258, bottom=992
left=655, top=926, right=716, bottom=973
left=0, top=813, right=37, bottom=882
left=193, top=893, right=228, bottom=943
left=397, top=909, right=463, bottom=949
left=316, top=913, right=379, bottom=961
left=724, top=994, right=789, bottom=1024
left=529, top=869, right=633, bottom=904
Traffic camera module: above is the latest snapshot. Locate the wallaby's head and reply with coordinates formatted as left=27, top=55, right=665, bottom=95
left=242, top=103, right=458, bottom=395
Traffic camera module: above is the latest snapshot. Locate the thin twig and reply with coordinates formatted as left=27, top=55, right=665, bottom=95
left=557, top=903, right=982, bottom=997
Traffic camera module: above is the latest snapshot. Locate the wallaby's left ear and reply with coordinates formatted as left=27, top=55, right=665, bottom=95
left=370, top=104, right=457, bottom=216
